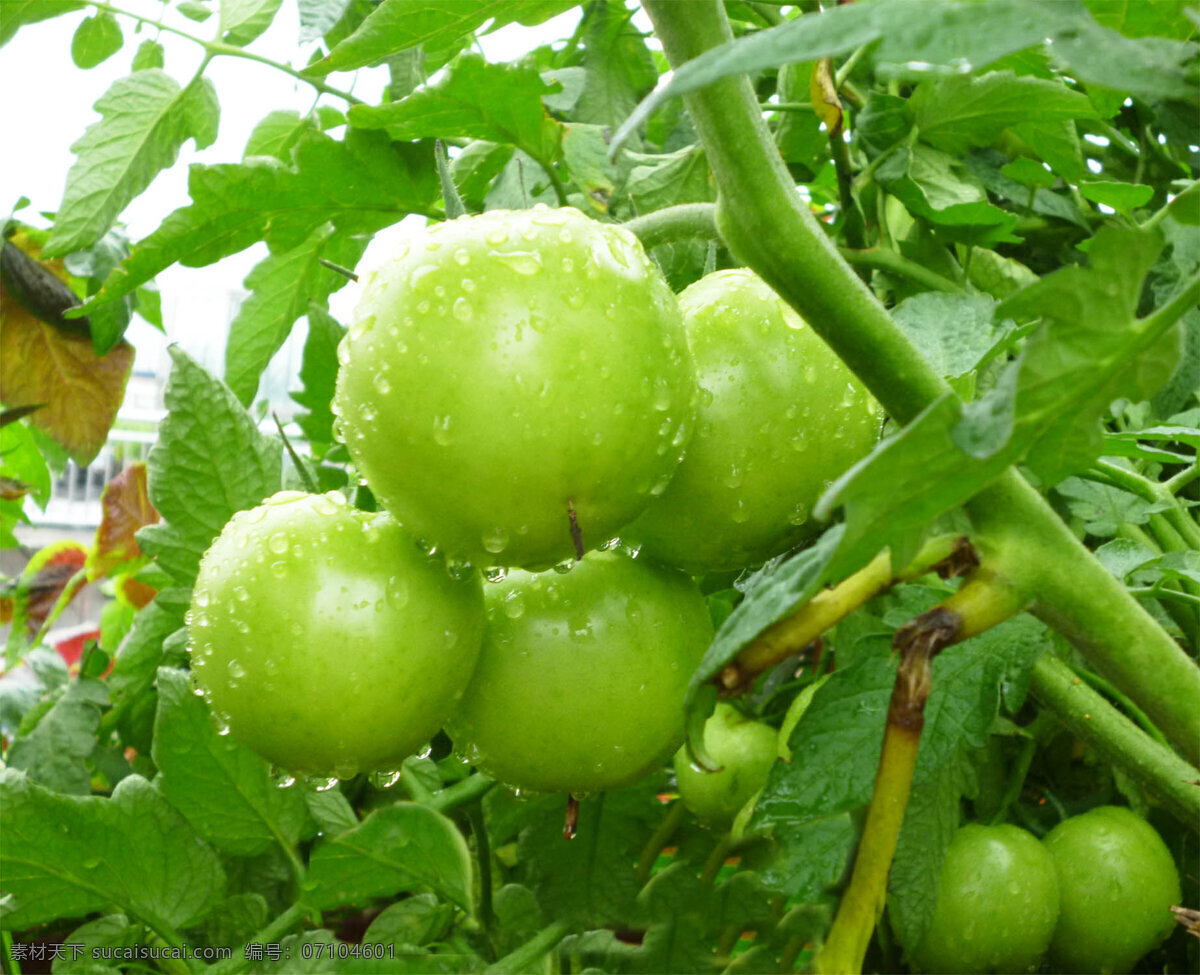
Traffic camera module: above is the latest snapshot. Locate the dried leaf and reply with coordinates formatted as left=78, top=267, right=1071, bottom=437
left=10, top=541, right=89, bottom=635
left=0, top=276, right=133, bottom=467
left=809, top=58, right=842, bottom=133
left=88, top=462, right=159, bottom=579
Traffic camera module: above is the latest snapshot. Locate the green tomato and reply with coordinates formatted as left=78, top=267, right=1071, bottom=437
left=188, top=491, right=485, bottom=777
left=907, top=823, right=1059, bottom=974
left=627, top=268, right=879, bottom=573
left=334, top=206, right=696, bottom=570
left=1043, top=805, right=1181, bottom=974
left=673, top=703, right=776, bottom=826
left=447, top=550, right=712, bottom=793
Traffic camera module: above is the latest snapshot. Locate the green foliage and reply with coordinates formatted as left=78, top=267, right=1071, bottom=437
left=2, top=0, right=1198, bottom=972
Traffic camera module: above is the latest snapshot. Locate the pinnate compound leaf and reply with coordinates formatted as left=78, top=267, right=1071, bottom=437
left=71, top=12, right=123, bottom=69
left=137, top=347, right=281, bottom=587
left=912, top=71, right=1096, bottom=155
left=0, top=277, right=133, bottom=467
left=349, top=54, right=564, bottom=166
left=152, top=668, right=311, bottom=856
left=6, top=678, right=108, bottom=795
left=44, top=71, right=221, bottom=257
left=87, top=462, right=159, bottom=579
left=224, top=228, right=366, bottom=405
left=80, top=131, right=437, bottom=314
left=305, top=802, right=473, bottom=913
left=308, top=0, right=575, bottom=76
left=0, top=768, right=224, bottom=930
left=614, top=0, right=1086, bottom=149
left=292, top=302, right=347, bottom=446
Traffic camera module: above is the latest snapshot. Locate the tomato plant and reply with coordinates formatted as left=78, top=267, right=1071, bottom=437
left=1043, top=806, right=1183, bottom=975
left=448, top=550, right=711, bottom=794
left=673, top=702, right=776, bottom=826
left=189, top=490, right=485, bottom=777
left=629, top=268, right=878, bottom=573
left=2, top=1, right=1198, bottom=973
left=335, top=207, right=695, bottom=569
left=902, top=823, right=1059, bottom=974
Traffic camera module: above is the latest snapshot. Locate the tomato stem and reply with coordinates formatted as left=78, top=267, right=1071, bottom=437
left=1028, top=655, right=1200, bottom=829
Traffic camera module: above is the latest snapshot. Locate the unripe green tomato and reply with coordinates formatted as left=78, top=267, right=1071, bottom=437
left=447, top=550, right=712, bottom=793
left=1043, top=806, right=1181, bottom=974
left=907, top=823, right=1059, bottom=974
left=673, top=703, right=776, bottom=826
left=627, top=268, right=879, bottom=573
left=188, top=491, right=485, bottom=777
left=334, top=206, right=696, bottom=570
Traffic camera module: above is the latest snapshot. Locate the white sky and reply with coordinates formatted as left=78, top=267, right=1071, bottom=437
left=0, top=0, right=586, bottom=392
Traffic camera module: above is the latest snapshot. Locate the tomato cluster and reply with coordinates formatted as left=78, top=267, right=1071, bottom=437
left=904, top=806, right=1181, bottom=974
left=188, top=206, right=877, bottom=795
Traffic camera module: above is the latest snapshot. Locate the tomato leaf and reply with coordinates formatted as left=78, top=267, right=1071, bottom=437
left=0, top=0, right=86, bottom=47
left=219, top=0, right=283, bottom=47
left=224, top=228, right=366, bottom=405
left=70, top=12, right=123, bottom=69
left=243, top=109, right=319, bottom=161
left=349, top=54, right=565, bottom=167
left=305, top=802, right=474, bottom=913
left=6, top=678, right=108, bottom=796
left=912, top=71, right=1096, bottom=155
left=152, top=668, right=312, bottom=857
left=88, top=462, right=160, bottom=580
left=137, top=347, right=282, bottom=587
left=79, top=130, right=437, bottom=314
left=0, top=769, right=225, bottom=930
left=307, top=0, right=575, bottom=76
left=43, top=71, right=221, bottom=257
left=298, top=0, right=352, bottom=42
left=291, top=302, right=347, bottom=448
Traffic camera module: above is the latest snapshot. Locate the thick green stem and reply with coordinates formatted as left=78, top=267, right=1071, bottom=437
left=641, top=0, right=950, bottom=426
left=1028, top=655, right=1200, bottom=829
left=484, top=921, right=570, bottom=975
left=636, top=801, right=687, bottom=884
left=641, top=0, right=1200, bottom=766
left=624, top=202, right=964, bottom=293
left=967, top=474, right=1200, bottom=765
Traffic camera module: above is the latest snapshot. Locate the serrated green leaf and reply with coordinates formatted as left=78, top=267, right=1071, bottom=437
left=137, top=347, right=281, bottom=586
left=6, top=678, right=108, bottom=795
left=224, top=228, right=365, bottom=405
left=912, top=71, right=1095, bottom=155
left=308, top=0, right=575, bottom=76
left=573, top=1, right=656, bottom=132
left=71, top=13, right=123, bottom=69
left=152, top=668, right=312, bottom=857
left=44, top=71, right=220, bottom=256
left=349, top=54, right=564, bottom=166
left=0, top=768, right=224, bottom=930
left=891, top=293, right=1003, bottom=381
left=305, top=802, right=473, bottom=913
left=291, top=302, right=346, bottom=447
left=177, top=0, right=212, bottom=21
left=244, top=110, right=319, bottom=161
left=54, top=915, right=143, bottom=974
left=876, top=144, right=1019, bottom=245
left=1055, top=477, right=1171, bottom=536
left=520, top=784, right=660, bottom=928
left=363, top=893, right=455, bottom=948
left=80, top=130, right=437, bottom=313
left=1050, top=21, right=1199, bottom=102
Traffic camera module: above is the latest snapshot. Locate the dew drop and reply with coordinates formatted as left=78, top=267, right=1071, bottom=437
left=433, top=415, right=453, bottom=445
left=373, top=373, right=391, bottom=394
left=481, top=526, right=509, bottom=554
left=452, top=297, right=473, bottom=322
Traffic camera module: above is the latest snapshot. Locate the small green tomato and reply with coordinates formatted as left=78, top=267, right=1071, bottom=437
left=673, top=703, right=776, bottom=827
left=188, top=491, right=485, bottom=777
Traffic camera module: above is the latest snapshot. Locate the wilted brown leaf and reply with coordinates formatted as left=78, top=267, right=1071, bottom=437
left=88, top=461, right=159, bottom=579
left=0, top=275, right=134, bottom=466
left=9, top=540, right=89, bottom=635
